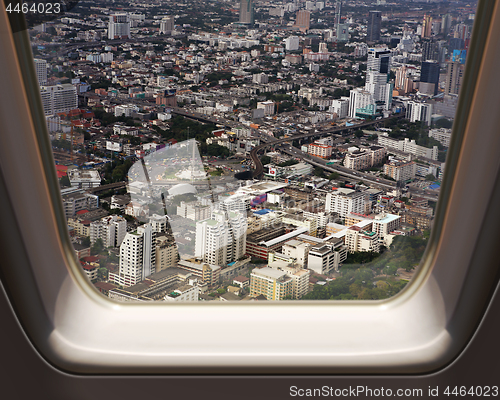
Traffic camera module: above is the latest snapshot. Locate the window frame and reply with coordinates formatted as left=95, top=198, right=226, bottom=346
left=1, top=1, right=500, bottom=374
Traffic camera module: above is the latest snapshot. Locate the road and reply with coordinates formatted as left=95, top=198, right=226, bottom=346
left=248, top=116, right=439, bottom=202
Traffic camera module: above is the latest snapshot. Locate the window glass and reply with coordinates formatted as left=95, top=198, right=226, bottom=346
left=23, top=0, right=478, bottom=302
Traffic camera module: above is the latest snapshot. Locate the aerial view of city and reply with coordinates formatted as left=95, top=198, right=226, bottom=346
left=28, top=0, right=477, bottom=302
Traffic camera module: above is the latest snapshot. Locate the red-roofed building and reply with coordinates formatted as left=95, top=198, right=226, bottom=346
left=76, top=209, right=89, bottom=215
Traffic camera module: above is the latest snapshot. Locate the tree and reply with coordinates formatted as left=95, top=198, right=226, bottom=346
left=425, top=174, right=436, bottom=181
left=91, top=238, right=104, bottom=255
left=59, top=175, right=71, bottom=188
left=260, top=155, right=271, bottom=165
left=81, top=236, right=91, bottom=247
left=354, top=130, right=364, bottom=139
left=328, top=172, right=339, bottom=180
left=313, top=166, right=325, bottom=177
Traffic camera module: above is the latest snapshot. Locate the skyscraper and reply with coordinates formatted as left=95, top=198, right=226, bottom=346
left=108, top=14, right=130, bottom=40
left=295, top=10, right=311, bottom=32
left=422, top=39, right=439, bottom=62
left=160, top=16, right=175, bottom=34
left=239, top=0, right=254, bottom=26
left=444, top=61, right=465, bottom=95
left=112, top=223, right=156, bottom=287
left=195, top=210, right=247, bottom=266
left=33, top=58, right=47, bottom=85
left=335, top=1, right=349, bottom=42
left=420, top=60, right=440, bottom=95
left=441, top=13, right=452, bottom=34
left=367, top=11, right=382, bottom=42
left=422, top=15, right=433, bottom=38
left=364, top=47, right=393, bottom=111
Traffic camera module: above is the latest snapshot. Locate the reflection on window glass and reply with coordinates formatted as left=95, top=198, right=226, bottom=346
left=26, top=0, right=477, bottom=301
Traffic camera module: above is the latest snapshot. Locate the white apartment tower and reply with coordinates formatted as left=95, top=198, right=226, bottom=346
left=149, top=213, right=169, bottom=233
left=90, top=215, right=127, bottom=248
left=285, top=36, right=300, bottom=51
left=348, top=88, right=375, bottom=118
left=325, top=188, right=366, bottom=218
left=108, top=14, right=130, bottom=40
left=113, top=223, right=156, bottom=287
left=160, top=16, right=175, bottom=34
left=195, top=210, right=247, bottom=266
left=365, top=47, right=393, bottom=111
left=406, top=101, right=433, bottom=126
left=39, top=84, right=78, bottom=116
left=33, top=58, right=47, bottom=85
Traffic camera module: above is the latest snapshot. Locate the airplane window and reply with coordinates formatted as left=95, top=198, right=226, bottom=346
left=15, top=1, right=479, bottom=303
left=3, top=0, right=500, bottom=374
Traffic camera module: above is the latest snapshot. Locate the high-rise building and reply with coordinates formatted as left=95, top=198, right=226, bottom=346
left=406, top=101, right=433, bottom=126
left=318, top=42, right=328, bottom=53
left=422, top=39, right=439, bottom=62
left=348, top=87, right=375, bottom=118
left=441, top=14, right=452, bottom=34
left=367, top=46, right=391, bottom=73
left=90, top=215, right=127, bottom=248
left=285, top=36, right=300, bottom=51
left=160, top=16, right=175, bottom=34
left=108, top=14, right=130, bottom=40
left=420, top=60, right=440, bottom=95
left=335, top=0, right=342, bottom=27
left=365, top=72, right=393, bottom=111
left=422, top=15, right=433, bottom=38
left=195, top=210, right=247, bottom=266
left=345, top=226, right=380, bottom=253
left=39, top=84, right=78, bottom=116
left=335, top=1, right=349, bottom=42
left=111, top=223, right=157, bottom=287
left=295, top=10, right=311, bottom=32
left=155, top=234, right=178, bottom=272
left=444, top=61, right=465, bottom=95
left=365, top=47, right=393, bottom=111
left=367, top=11, right=382, bottom=42
left=325, top=188, right=366, bottom=218
left=239, top=0, right=254, bottom=25
left=249, top=267, right=293, bottom=300
left=33, top=58, right=47, bottom=85
left=149, top=214, right=170, bottom=234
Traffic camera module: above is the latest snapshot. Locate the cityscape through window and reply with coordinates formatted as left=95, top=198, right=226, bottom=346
left=25, top=0, right=478, bottom=302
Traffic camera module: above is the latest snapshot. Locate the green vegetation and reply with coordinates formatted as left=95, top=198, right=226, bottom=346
left=91, top=238, right=104, bottom=255
left=260, top=155, right=272, bottom=165
left=277, top=159, right=299, bottom=167
left=101, top=158, right=134, bottom=185
left=328, top=172, right=339, bottom=180
left=434, top=119, right=453, bottom=129
left=152, top=116, right=217, bottom=155
left=206, top=143, right=230, bottom=158
left=303, top=236, right=427, bottom=300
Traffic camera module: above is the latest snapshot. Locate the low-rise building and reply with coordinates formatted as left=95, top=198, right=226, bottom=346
left=249, top=267, right=293, bottom=300
left=383, top=158, right=416, bottom=182
left=345, top=226, right=380, bottom=253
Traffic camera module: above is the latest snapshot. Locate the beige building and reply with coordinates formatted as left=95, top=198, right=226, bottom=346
left=344, top=146, right=386, bottom=170
left=155, top=235, right=178, bottom=272
left=345, top=226, right=380, bottom=253
left=267, top=253, right=311, bottom=299
left=250, top=267, right=293, bottom=300
left=383, top=159, right=416, bottom=182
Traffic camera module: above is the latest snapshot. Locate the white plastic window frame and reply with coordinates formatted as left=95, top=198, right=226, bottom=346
left=1, top=1, right=500, bottom=374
